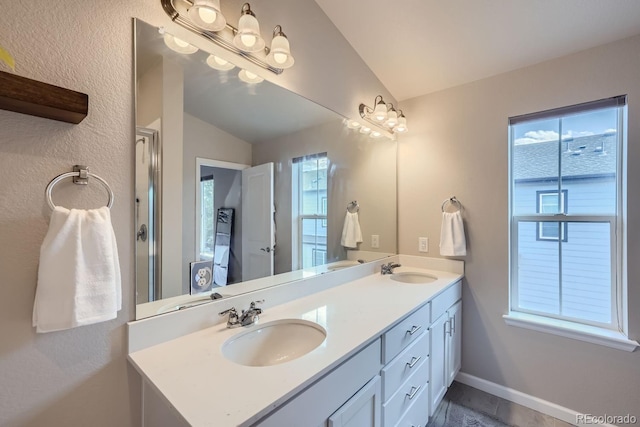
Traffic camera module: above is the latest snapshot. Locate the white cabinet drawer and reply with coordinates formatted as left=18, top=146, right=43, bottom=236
left=430, top=281, right=461, bottom=323
left=382, top=304, right=430, bottom=364
left=393, top=383, right=429, bottom=427
left=382, top=358, right=429, bottom=427
left=381, top=330, right=429, bottom=402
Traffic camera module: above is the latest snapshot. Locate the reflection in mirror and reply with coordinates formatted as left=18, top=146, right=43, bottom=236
left=134, top=19, right=397, bottom=319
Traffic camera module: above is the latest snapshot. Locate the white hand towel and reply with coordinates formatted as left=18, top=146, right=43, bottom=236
left=439, top=211, right=467, bottom=256
left=33, top=206, right=122, bottom=333
left=341, top=211, right=363, bottom=249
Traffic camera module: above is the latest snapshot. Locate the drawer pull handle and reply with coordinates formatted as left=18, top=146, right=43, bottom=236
left=406, top=385, right=421, bottom=400
left=406, top=356, right=421, bottom=368
left=407, top=325, right=422, bottom=335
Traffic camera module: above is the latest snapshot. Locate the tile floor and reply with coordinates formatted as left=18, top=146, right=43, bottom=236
left=427, top=381, right=575, bottom=427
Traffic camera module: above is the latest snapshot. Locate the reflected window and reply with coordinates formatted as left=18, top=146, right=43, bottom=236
left=293, top=153, right=328, bottom=269
left=200, top=175, right=215, bottom=260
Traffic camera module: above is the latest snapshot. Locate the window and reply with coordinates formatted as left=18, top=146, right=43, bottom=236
left=509, top=96, right=626, bottom=332
left=292, top=153, right=328, bottom=269
left=536, top=190, right=568, bottom=241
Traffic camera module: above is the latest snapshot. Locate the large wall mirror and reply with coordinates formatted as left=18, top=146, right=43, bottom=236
left=134, top=19, right=397, bottom=319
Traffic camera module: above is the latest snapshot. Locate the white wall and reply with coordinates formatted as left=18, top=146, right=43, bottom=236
left=0, top=1, right=392, bottom=426
left=398, top=34, right=640, bottom=417
left=253, top=119, right=397, bottom=275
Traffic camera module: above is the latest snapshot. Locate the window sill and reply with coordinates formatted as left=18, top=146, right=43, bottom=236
left=503, top=312, right=638, bottom=352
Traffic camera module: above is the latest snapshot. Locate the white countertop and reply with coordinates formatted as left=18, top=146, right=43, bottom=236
left=128, top=262, right=463, bottom=427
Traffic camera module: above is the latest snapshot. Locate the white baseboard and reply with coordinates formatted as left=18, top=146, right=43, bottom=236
left=455, top=372, right=617, bottom=427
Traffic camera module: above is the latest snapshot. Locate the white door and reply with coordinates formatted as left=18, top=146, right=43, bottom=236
left=447, top=301, right=463, bottom=387
left=242, top=163, right=275, bottom=281
left=328, top=376, right=381, bottom=427
left=429, top=312, right=448, bottom=417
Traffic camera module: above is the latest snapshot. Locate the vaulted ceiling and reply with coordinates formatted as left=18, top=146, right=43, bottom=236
left=315, top=0, right=640, bottom=101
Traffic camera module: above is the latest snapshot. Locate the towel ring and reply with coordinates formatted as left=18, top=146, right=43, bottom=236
left=347, top=200, right=360, bottom=213
left=441, top=196, right=462, bottom=213
left=46, top=166, right=114, bottom=210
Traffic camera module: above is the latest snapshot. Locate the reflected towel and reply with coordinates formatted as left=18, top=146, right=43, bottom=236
left=439, top=211, right=467, bottom=256
left=33, top=207, right=122, bottom=333
left=341, top=211, right=363, bottom=248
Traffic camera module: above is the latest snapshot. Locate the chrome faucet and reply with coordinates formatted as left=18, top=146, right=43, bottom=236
left=219, top=300, right=264, bottom=328
left=381, top=262, right=401, bottom=275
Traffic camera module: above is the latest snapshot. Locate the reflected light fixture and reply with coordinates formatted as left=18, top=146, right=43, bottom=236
left=370, top=130, right=383, bottom=139
left=188, top=0, right=226, bottom=31
left=266, top=25, right=294, bottom=69
left=359, top=125, right=371, bottom=134
left=161, top=0, right=295, bottom=75
left=346, top=119, right=361, bottom=130
left=238, top=69, right=264, bottom=84
left=163, top=32, right=198, bottom=54
left=233, top=3, right=265, bottom=53
left=359, top=95, right=408, bottom=135
left=206, top=54, right=235, bottom=71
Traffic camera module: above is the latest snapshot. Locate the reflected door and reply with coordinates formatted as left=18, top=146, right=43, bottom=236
left=242, top=163, right=275, bottom=281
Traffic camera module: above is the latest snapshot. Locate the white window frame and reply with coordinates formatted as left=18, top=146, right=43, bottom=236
left=291, top=153, right=328, bottom=270
left=505, top=96, right=637, bottom=351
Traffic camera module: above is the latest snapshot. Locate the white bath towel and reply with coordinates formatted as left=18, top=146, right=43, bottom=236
left=33, top=206, right=122, bottom=333
left=341, top=211, right=363, bottom=248
left=439, top=211, right=467, bottom=256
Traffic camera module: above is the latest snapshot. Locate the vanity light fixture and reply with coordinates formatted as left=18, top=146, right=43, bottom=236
left=161, top=0, right=294, bottom=75
left=163, top=32, right=199, bottom=54
left=187, top=0, right=226, bottom=32
left=206, top=54, right=235, bottom=70
left=238, top=69, right=264, bottom=84
left=359, top=95, right=408, bottom=135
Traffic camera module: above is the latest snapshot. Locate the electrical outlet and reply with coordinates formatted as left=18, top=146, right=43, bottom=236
left=371, top=234, right=380, bottom=249
left=419, top=237, right=429, bottom=253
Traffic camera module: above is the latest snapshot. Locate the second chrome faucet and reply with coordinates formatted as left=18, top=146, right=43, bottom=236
left=219, top=300, right=264, bottom=328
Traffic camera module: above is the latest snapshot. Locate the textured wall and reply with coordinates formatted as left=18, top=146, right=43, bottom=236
left=0, top=1, right=392, bottom=426
left=398, top=35, right=640, bottom=417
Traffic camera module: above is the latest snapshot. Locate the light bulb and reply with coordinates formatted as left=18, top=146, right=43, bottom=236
left=163, top=33, right=198, bottom=54
left=274, top=52, right=288, bottom=64
left=238, top=69, right=264, bottom=84
left=206, top=54, right=235, bottom=71
left=373, top=100, right=387, bottom=122
left=396, top=116, right=408, bottom=133
left=199, top=8, right=217, bottom=23
left=241, top=34, right=257, bottom=48
left=174, top=38, right=189, bottom=47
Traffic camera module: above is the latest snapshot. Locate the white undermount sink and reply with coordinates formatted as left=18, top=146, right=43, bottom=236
left=221, top=319, right=327, bottom=367
left=390, top=272, right=438, bottom=284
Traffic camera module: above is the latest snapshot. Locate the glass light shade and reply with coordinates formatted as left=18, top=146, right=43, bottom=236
left=266, top=35, right=294, bottom=69
left=233, top=13, right=265, bottom=52
left=385, top=110, right=398, bottom=128
left=188, top=0, right=226, bottom=31
left=395, top=116, right=408, bottom=133
left=370, top=130, right=383, bottom=139
left=163, top=33, right=198, bottom=54
left=373, top=101, right=387, bottom=122
left=206, top=54, right=235, bottom=71
left=238, top=69, right=264, bottom=84
left=359, top=126, right=371, bottom=134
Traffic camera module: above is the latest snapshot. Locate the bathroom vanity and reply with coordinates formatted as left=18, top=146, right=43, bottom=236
left=127, top=256, right=463, bottom=426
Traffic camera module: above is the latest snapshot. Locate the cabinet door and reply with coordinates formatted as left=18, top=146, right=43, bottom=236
left=446, top=301, right=462, bottom=387
left=328, top=375, right=381, bottom=427
left=429, top=312, right=448, bottom=417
